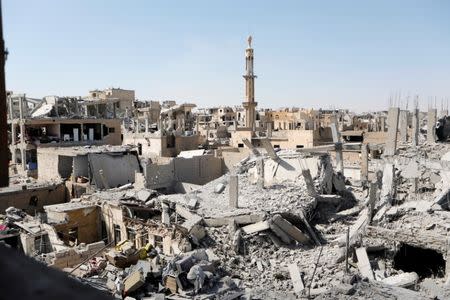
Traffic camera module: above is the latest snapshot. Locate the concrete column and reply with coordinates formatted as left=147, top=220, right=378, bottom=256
left=380, top=116, right=386, bottom=132
left=256, top=157, right=264, bottom=189
left=18, top=96, right=23, bottom=120
left=384, top=107, right=400, bottom=156
left=411, top=108, right=419, bottom=146
left=302, top=169, right=317, bottom=197
left=267, top=122, right=272, bottom=138
left=427, top=108, right=437, bottom=143
left=19, top=122, right=26, bottom=171
left=8, top=95, right=13, bottom=120
left=144, top=112, right=149, bottom=134
left=335, top=143, right=344, bottom=173
left=229, top=175, right=239, bottom=208
left=11, top=123, right=16, bottom=164
left=361, top=143, right=369, bottom=184
left=162, top=204, right=170, bottom=225
left=399, top=110, right=408, bottom=143
left=100, top=123, right=104, bottom=140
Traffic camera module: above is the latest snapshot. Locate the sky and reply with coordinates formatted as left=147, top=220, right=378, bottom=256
left=3, top=0, right=450, bottom=112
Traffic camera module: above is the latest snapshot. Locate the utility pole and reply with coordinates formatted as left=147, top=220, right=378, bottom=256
left=0, top=1, right=9, bottom=187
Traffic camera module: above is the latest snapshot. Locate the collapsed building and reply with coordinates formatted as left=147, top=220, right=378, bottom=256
left=2, top=37, right=450, bottom=300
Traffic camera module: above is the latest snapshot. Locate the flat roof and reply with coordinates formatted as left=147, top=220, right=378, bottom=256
left=36, top=145, right=136, bottom=156
left=44, top=201, right=96, bottom=213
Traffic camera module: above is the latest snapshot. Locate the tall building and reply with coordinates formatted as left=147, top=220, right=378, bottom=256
left=242, top=36, right=257, bottom=132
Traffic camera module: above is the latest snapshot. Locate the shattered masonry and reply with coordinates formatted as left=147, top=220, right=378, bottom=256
left=1, top=37, right=450, bottom=300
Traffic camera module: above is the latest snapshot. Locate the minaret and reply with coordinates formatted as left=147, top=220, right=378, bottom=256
left=242, top=35, right=257, bottom=131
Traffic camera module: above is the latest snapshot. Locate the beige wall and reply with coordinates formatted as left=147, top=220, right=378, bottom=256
left=0, top=183, right=67, bottom=215
left=143, top=155, right=223, bottom=189
left=48, top=206, right=100, bottom=244
left=123, top=133, right=202, bottom=158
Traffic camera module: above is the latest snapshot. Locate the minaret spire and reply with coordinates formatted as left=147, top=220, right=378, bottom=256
left=242, top=35, right=258, bottom=131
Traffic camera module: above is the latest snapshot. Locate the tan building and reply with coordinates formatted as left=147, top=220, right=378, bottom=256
left=87, top=88, right=135, bottom=115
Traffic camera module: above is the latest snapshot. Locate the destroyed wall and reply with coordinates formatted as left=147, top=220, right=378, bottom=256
left=88, top=152, right=140, bottom=189
left=142, top=155, right=223, bottom=189
left=101, top=202, right=126, bottom=245
left=45, top=204, right=100, bottom=245
left=219, top=148, right=251, bottom=172
left=0, top=182, right=67, bottom=214
left=37, top=150, right=67, bottom=181
left=364, top=131, right=388, bottom=144
left=229, top=130, right=253, bottom=148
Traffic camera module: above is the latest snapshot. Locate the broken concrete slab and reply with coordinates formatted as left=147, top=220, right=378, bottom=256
left=272, top=214, right=309, bottom=244
left=242, top=221, right=270, bottom=235
left=381, top=272, right=419, bottom=288
left=355, top=247, right=374, bottom=280
left=287, top=263, right=304, bottom=294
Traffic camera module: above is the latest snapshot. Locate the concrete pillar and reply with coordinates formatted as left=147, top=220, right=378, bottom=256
left=196, top=117, right=199, bottom=134
left=399, top=110, right=408, bottom=143
left=380, top=116, right=386, bottom=132
left=8, top=95, right=13, bottom=120
left=100, top=123, right=104, bottom=140
left=144, top=112, right=149, bottom=134
left=162, top=204, right=170, bottom=225
left=335, top=143, right=344, bottom=173
left=267, top=122, right=272, bottom=138
left=301, top=169, right=317, bottom=197
left=229, top=175, right=239, bottom=208
left=18, top=96, right=23, bottom=120
left=361, top=143, right=369, bottom=184
left=411, top=108, right=419, bottom=146
left=427, top=108, right=437, bottom=143
left=19, top=122, right=26, bottom=171
left=384, top=107, right=400, bottom=156
left=11, top=123, right=16, bottom=164
left=256, top=158, right=264, bottom=189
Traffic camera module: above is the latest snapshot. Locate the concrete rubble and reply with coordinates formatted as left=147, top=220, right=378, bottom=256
left=2, top=38, right=450, bottom=299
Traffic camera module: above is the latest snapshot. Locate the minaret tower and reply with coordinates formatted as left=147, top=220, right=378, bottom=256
left=242, top=35, right=257, bottom=131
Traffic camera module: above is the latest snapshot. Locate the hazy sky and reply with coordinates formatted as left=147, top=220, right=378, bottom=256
left=3, top=1, right=450, bottom=112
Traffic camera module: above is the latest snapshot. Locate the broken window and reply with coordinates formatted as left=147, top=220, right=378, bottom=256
left=140, top=232, right=149, bottom=246
left=68, top=227, right=78, bottom=243
left=238, top=143, right=244, bottom=148
left=155, top=235, right=163, bottom=249
left=29, top=196, right=38, bottom=206
left=114, top=224, right=121, bottom=244
left=127, top=228, right=136, bottom=243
